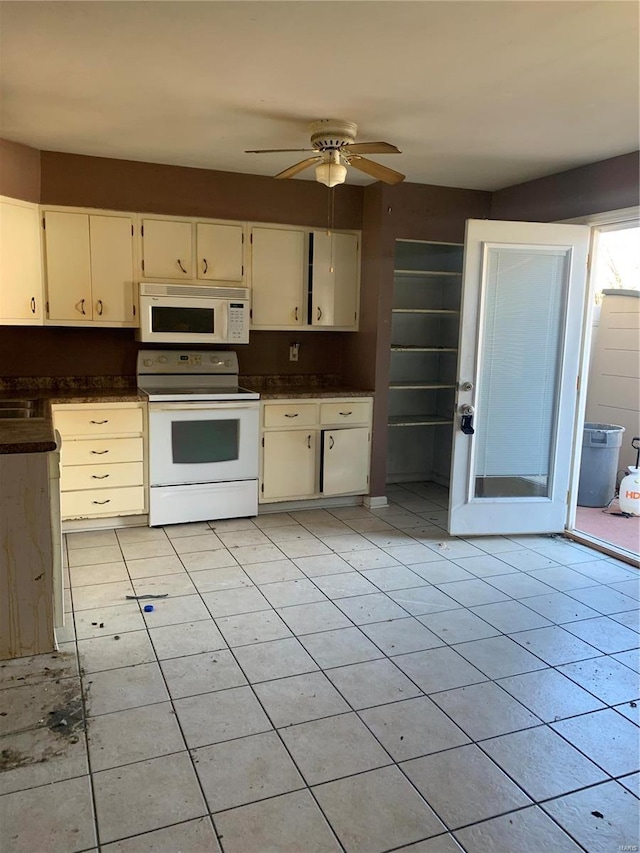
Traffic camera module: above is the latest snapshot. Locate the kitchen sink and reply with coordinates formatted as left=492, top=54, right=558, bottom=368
left=0, top=399, right=45, bottom=419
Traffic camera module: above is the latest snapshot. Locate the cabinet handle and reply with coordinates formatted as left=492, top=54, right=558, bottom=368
left=177, top=259, right=187, bottom=274
left=284, top=413, right=299, bottom=418
left=92, top=499, right=111, bottom=505
left=91, top=473, right=110, bottom=479
left=339, top=411, right=353, bottom=417
left=202, top=258, right=208, bottom=274
left=317, top=307, right=323, bottom=321
left=90, top=450, right=109, bottom=455
left=329, top=435, right=335, bottom=450
left=30, top=297, right=36, bottom=314
left=294, top=307, right=299, bottom=321
left=90, top=420, right=109, bottom=425
left=96, top=299, right=103, bottom=316
left=76, top=298, right=86, bottom=315
left=307, top=434, right=312, bottom=449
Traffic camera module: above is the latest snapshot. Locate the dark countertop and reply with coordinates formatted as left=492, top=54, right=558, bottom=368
left=241, top=374, right=374, bottom=400
left=0, top=374, right=374, bottom=453
left=0, top=384, right=145, bottom=455
left=253, top=385, right=374, bottom=400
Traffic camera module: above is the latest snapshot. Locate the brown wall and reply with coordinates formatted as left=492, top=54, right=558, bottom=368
left=40, top=152, right=363, bottom=229
left=491, top=151, right=640, bottom=222
left=0, top=150, right=362, bottom=382
left=0, top=139, right=41, bottom=202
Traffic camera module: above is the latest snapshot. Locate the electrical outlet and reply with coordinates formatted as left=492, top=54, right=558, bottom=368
left=289, top=343, right=300, bottom=362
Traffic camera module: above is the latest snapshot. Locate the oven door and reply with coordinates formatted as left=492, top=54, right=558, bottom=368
left=149, top=402, right=259, bottom=486
left=139, top=296, right=229, bottom=344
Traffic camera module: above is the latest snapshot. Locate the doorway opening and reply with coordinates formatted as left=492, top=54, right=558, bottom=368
left=570, top=217, right=640, bottom=564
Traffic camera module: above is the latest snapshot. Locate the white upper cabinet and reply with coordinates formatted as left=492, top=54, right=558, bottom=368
left=312, top=231, right=359, bottom=328
left=250, top=226, right=306, bottom=327
left=141, top=218, right=192, bottom=279
left=43, top=209, right=136, bottom=326
left=196, top=222, right=244, bottom=282
left=140, top=217, right=245, bottom=284
left=249, top=225, right=360, bottom=331
left=0, top=196, right=44, bottom=324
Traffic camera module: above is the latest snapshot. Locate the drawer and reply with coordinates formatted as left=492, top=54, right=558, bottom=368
left=61, top=486, right=145, bottom=519
left=61, top=461, right=144, bottom=492
left=55, top=407, right=143, bottom=437
left=61, top=437, right=144, bottom=466
left=320, top=401, right=371, bottom=426
left=263, top=402, right=317, bottom=428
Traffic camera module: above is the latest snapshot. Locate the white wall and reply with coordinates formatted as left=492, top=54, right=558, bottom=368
left=586, top=290, right=640, bottom=472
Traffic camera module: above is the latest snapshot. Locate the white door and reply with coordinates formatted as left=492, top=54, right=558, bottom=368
left=312, top=231, right=359, bottom=328
left=322, top=428, right=370, bottom=495
left=196, top=223, right=244, bottom=282
left=250, top=226, right=305, bottom=326
left=89, top=214, right=135, bottom=324
left=449, top=219, right=590, bottom=536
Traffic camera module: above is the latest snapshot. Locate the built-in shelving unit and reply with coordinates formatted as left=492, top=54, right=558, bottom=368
left=387, top=239, right=464, bottom=485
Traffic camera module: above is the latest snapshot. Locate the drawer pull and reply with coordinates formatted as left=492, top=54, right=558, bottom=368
left=91, top=474, right=110, bottom=479
left=294, top=307, right=298, bottom=321
left=202, top=258, right=208, bottom=274
left=284, top=413, right=299, bottom=418
left=317, top=306, right=323, bottom=321
left=96, top=299, right=103, bottom=316
left=76, top=298, right=86, bottom=315
left=30, top=297, right=36, bottom=314
left=90, top=450, right=110, bottom=455
left=307, top=434, right=312, bottom=449
left=339, top=411, right=353, bottom=417
left=177, top=259, right=187, bottom=274
left=92, top=499, right=111, bottom=505
left=329, top=435, right=335, bottom=450
left=90, top=420, right=109, bottom=425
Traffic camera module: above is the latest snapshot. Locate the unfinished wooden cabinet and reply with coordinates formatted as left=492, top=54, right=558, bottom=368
left=0, top=196, right=44, bottom=324
left=387, top=239, right=463, bottom=486
left=53, top=402, right=146, bottom=521
left=260, top=397, right=373, bottom=503
left=43, top=209, right=136, bottom=326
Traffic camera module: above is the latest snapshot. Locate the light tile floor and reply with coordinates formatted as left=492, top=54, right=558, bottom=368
left=1, top=482, right=639, bottom=853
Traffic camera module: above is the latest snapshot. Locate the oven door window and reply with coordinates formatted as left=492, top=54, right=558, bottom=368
left=172, top=418, right=239, bottom=464
left=151, top=306, right=215, bottom=335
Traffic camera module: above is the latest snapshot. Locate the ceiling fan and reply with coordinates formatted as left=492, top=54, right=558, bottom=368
left=245, top=119, right=405, bottom=187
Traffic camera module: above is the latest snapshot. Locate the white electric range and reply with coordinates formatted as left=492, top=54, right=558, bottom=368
left=137, top=350, right=260, bottom=526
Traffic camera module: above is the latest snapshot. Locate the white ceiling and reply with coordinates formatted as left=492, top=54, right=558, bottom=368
left=0, top=1, right=638, bottom=191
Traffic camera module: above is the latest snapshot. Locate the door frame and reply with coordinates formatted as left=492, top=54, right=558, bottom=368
left=564, top=206, right=640, bottom=558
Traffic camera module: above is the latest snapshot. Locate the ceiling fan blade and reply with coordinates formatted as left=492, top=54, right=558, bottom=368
left=274, top=156, right=322, bottom=179
left=348, top=156, right=405, bottom=184
left=245, top=147, right=316, bottom=154
left=343, top=141, right=401, bottom=154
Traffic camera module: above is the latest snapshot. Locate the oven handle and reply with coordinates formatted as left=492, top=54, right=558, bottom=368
left=149, top=402, right=259, bottom=411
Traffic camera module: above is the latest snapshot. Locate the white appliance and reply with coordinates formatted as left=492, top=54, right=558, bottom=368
left=137, top=283, right=250, bottom=344
left=137, top=349, right=260, bottom=526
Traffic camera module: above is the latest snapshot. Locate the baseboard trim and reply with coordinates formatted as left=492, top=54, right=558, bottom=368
left=363, top=495, right=389, bottom=509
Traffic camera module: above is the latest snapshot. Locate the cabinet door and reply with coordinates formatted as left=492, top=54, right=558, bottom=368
left=251, top=227, right=305, bottom=326
left=312, top=231, right=359, bottom=328
left=44, top=211, right=92, bottom=321
left=0, top=198, right=43, bottom=323
left=196, top=223, right=244, bottom=282
left=141, top=218, right=192, bottom=279
left=322, top=428, right=370, bottom=495
left=262, top=430, right=316, bottom=499
left=90, top=215, right=135, bottom=324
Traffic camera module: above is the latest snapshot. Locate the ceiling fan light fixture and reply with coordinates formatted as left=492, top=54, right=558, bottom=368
left=315, top=150, right=347, bottom=187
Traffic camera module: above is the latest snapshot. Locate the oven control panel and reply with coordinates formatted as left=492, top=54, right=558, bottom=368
left=137, top=350, right=239, bottom=374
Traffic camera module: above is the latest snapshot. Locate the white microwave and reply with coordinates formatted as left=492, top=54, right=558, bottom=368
left=137, top=283, right=250, bottom=344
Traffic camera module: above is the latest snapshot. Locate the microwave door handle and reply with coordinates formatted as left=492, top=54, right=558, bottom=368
left=218, top=303, right=229, bottom=340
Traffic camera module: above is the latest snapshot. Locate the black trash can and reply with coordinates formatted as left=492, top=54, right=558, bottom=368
left=577, top=423, right=625, bottom=507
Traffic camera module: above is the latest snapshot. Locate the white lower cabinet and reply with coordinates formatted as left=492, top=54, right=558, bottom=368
left=52, top=401, right=147, bottom=521
left=260, top=397, right=372, bottom=504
